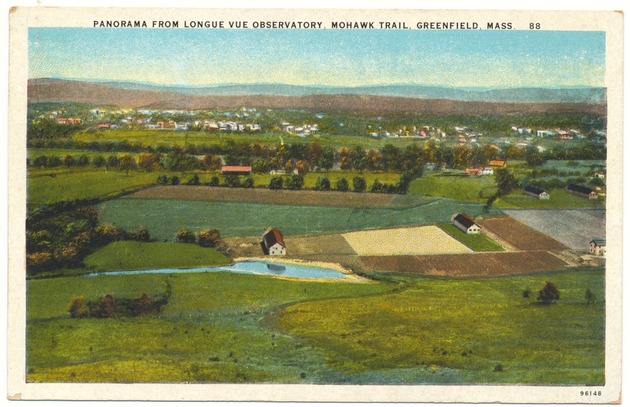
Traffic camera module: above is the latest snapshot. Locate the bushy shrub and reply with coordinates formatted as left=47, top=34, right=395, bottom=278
left=223, top=175, right=241, bottom=188
left=352, top=176, right=366, bottom=192
left=175, top=228, right=196, bottom=243
left=242, top=176, right=254, bottom=188
left=268, top=177, right=283, bottom=190
left=335, top=177, right=349, bottom=192
left=90, top=293, right=118, bottom=318
left=314, top=176, right=331, bottom=191
left=197, top=228, right=221, bottom=248
left=26, top=252, right=54, bottom=274
left=135, top=226, right=150, bottom=242
left=370, top=179, right=384, bottom=193
left=157, top=174, right=169, bottom=185
left=209, top=176, right=220, bottom=186
left=68, top=296, right=89, bottom=318
left=186, top=174, right=200, bottom=185
left=94, top=223, right=127, bottom=244
left=169, top=175, right=180, bottom=186
left=285, top=174, right=304, bottom=190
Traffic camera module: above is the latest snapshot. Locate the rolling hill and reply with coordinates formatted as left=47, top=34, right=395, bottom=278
left=28, top=78, right=606, bottom=116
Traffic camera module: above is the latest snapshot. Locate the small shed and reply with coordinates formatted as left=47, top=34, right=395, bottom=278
left=260, top=228, right=286, bottom=256
left=588, top=238, right=606, bottom=256
left=452, top=213, right=481, bottom=234
left=522, top=185, right=550, bottom=200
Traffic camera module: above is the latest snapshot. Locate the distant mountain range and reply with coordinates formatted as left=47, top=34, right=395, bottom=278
left=27, top=78, right=606, bottom=115
left=88, top=79, right=606, bottom=104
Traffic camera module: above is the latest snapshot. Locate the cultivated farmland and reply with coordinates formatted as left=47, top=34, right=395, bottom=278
left=361, top=251, right=568, bottom=277
left=342, top=226, right=472, bottom=256
left=502, top=209, right=605, bottom=250
left=475, top=216, right=568, bottom=251
left=129, top=185, right=412, bottom=208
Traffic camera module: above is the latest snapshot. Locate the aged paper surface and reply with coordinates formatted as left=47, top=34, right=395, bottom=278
left=7, top=6, right=623, bottom=403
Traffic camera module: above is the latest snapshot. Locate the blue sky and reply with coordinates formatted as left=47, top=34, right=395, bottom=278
left=28, top=28, right=605, bottom=88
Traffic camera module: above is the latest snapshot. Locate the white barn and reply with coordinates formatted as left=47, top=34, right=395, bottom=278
left=452, top=213, right=481, bottom=234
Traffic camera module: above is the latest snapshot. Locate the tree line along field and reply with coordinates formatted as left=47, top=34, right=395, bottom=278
left=26, top=268, right=604, bottom=384
left=27, top=165, right=402, bottom=206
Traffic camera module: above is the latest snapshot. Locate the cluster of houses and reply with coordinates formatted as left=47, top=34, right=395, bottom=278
left=370, top=125, right=447, bottom=139
left=511, top=126, right=586, bottom=140
left=193, top=120, right=261, bottom=132
left=55, top=117, right=82, bottom=125
left=280, top=122, right=319, bottom=137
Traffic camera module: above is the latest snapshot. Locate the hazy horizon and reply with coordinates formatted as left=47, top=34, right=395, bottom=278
left=29, top=28, right=605, bottom=89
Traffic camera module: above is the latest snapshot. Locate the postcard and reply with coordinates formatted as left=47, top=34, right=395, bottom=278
left=7, top=6, right=622, bottom=403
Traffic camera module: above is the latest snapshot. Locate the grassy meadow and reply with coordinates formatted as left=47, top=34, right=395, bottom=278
left=99, top=197, right=502, bottom=240
left=27, top=268, right=604, bottom=384
left=409, top=172, right=605, bottom=209
left=83, top=242, right=232, bottom=272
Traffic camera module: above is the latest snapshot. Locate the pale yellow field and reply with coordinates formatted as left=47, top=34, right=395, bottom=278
left=342, top=226, right=472, bottom=256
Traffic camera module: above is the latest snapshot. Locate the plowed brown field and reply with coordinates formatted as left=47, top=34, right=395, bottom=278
left=129, top=185, right=398, bottom=208
left=361, top=251, right=567, bottom=277
left=476, top=216, right=567, bottom=251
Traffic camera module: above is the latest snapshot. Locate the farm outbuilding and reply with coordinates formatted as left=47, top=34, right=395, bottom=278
left=221, top=165, right=252, bottom=176
left=452, top=213, right=481, bottom=234
left=588, top=237, right=606, bottom=256
left=260, top=228, right=286, bottom=256
left=522, top=185, right=550, bottom=200
left=567, top=184, right=598, bottom=199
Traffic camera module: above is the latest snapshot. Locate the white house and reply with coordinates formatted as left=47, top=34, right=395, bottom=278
left=589, top=238, right=606, bottom=256
left=260, top=228, right=286, bottom=256
left=452, top=213, right=481, bottom=234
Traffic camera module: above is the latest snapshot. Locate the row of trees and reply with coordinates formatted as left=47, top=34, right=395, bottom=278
left=174, top=228, right=222, bottom=248
left=157, top=172, right=415, bottom=195
left=68, top=287, right=171, bottom=319
left=29, top=137, right=606, bottom=173
left=523, top=280, right=596, bottom=305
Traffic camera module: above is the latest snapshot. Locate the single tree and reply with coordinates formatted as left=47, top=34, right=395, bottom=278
left=537, top=281, right=560, bottom=304
left=335, top=177, right=349, bottom=192
left=352, top=176, right=367, bottom=192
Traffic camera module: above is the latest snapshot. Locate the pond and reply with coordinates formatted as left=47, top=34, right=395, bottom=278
left=86, top=260, right=348, bottom=279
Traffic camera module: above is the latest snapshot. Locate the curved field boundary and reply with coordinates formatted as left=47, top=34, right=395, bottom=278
left=361, top=251, right=568, bottom=277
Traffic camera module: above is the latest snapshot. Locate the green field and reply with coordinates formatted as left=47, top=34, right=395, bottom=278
left=497, top=189, right=605, bottom=209
left=99, top=197, right=502, bottom=239
left=28, top=167, right=165, bottom=205
left=408, top=173, right=497, bottom=202
left=409, top=172, right=605, bottom=209
left=83, top=241, right=231, bottom=272
left=71, top=129, right=425, bottom=149
left=436, top=223, right=504, bottom=252
left=278, top=268, right=605, bottom=384
left=27, top=268, right=604, bottom=383
left=27, top=272, right=395, bottom=383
